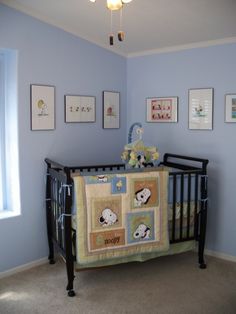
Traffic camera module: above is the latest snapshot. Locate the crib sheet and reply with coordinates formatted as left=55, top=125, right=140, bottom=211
left=73, top=170, right=169, bottom=266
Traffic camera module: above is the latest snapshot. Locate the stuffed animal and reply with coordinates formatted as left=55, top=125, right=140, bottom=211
left=136, top=154, right=147, bottom=168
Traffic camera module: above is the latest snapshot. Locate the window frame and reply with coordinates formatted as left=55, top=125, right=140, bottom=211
left=0, top=50, right=20, bottom=218
left=0, top=53, right=6, bottom=212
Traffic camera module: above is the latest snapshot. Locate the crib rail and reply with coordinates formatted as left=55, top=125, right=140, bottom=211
left=45, top=158, right=125, bottom=173
left=161, top=153, right=208, bottom=172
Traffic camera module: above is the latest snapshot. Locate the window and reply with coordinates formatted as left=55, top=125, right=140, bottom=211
left=0, top=50, right=20, bottom=218
left=0, top=53, right=5, bottom=211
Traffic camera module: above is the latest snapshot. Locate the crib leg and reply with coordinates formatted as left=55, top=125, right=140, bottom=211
left=48, top=242, right=55, bottom=265
left=49, top=254, right=55, bottom=265
left=198, top=209, right=207, bottom=269
left=66, top=259, right=75, bottom=297
left=47, top=208, right=55, bottom=265
left=47, top=213, right=55, bottom=265
left=64, top=216, right=75, bottom=296
left=198, top=174, right=208, bottom=269
left=46, top=167, right=56, bottom=265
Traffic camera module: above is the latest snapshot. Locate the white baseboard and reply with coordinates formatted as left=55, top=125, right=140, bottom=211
left=205, top=249, right=236, bottom=263
left=0, top=257, right=48, bottom=279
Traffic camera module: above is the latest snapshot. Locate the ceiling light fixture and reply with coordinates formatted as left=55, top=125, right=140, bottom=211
left=89, top=0, right=133, bottom=46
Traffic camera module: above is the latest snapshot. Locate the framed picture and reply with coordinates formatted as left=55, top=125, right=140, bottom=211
left=30, top=84, right=55, bottom=130
left=146, top=97, right=178, bottom=123
left=65, top=95, right=96, bottom=123
left=225, top=94, right=236, bottom=123
left=103, top=91, right=120, bottom=129
left=188, top=88, right=213, bottom=130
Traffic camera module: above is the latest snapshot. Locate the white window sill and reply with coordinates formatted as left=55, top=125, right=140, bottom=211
left=0, top=210, right=20, bottom=220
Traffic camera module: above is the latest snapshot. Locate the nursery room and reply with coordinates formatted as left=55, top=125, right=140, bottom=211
left=0, top=0, right=236, bottom=313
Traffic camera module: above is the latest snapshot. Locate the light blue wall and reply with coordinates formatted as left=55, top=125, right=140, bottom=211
left=127, top=44, right=236, bottom=257
left=0, top=4, right=127, bottom=272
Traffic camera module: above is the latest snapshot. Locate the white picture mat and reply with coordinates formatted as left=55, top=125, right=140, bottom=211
left=103, top=91, right=120, bottom=129
left=146, top=97, right=178, bottom=122
left=31, top=85, right=55, bottom=130
left=65, top=95, right=95, bottom=122
left=225, top=94, right=236, bottom=123
left=189, top=88, right=213, bottom=130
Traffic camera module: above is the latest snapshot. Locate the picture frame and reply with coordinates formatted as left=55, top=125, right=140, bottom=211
left=188, top=88, right=213, bottom=130
left=146, top=97, right=178, bottom=123
left=103, top=91, right=120, bottom=129
left=225, top=94, right=236, bottom=123
left=30, top=84, right=55, bottom=130
left=64, top=95, right=96, bottom=123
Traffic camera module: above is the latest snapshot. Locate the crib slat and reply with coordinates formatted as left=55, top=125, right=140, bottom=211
left=57, top=180, right=63, bottom=249
left=187, top=173, right=191, bottom=238
left=172, top=174, right=177, bottom=242
left=179, top=174, right=184, bottom=240
left=52, top=180, right=58, bottom=243
left=61, top=186, right=65, bottom=251
left=194, top=174, right=199, bottom=239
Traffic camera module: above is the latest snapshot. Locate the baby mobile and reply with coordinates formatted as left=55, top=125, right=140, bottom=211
left=121, top=122, right=159, bottom=168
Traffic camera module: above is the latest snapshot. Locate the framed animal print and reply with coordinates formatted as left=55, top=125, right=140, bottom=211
left=103, top=91, right=120, bottom=129
left=188, top=88, right=213, bottom=130
left=225, top=94, right=236, bottom=123
left=146, top=96, right=178, bottom=123
left=30, top=84, right=55, bottom=130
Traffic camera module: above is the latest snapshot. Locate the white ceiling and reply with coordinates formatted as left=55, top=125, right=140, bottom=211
left=1, top=0, right=236, bottom=57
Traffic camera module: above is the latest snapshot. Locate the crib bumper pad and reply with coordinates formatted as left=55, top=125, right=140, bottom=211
left=73, top=170, right=169, bottom=266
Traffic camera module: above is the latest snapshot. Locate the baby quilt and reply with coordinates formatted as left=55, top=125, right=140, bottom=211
left=73, top=169, right=169, bottom=265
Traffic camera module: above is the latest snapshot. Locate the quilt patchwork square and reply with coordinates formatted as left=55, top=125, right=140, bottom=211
left=111, top=176, right=127, bottom=194
left=91, top=196, right=122, bottom=231
left=90, top=229, right=125, bottom=251
left=127, top=211, right=155, bottom=244
left=131, top=177, right=159, bottom=209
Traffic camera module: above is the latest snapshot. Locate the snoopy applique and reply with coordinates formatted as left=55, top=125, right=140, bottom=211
left=134, top=188, right=151, bottom=207
left=133, top=224, right=151, bottom=240
left=99, top=208, right=118, bottom=227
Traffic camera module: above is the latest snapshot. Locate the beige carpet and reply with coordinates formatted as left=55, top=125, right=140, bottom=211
left=0, top=252, right=236, bottom=314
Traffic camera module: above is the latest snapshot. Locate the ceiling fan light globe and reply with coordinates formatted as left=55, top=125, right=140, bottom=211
left=107, top=0, right=123, bottom=10
left=122, top=0, right=133, bottom=3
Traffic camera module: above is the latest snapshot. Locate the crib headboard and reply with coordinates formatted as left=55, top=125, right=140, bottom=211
left=160, top=153, right=209, bottom=173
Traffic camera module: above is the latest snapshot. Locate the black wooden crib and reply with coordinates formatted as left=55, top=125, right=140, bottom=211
left=45, top=153, right=209, bottom=297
